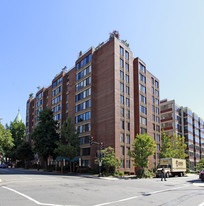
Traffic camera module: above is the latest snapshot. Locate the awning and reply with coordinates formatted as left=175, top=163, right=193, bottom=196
left=56, top=157, right=79, bottom=162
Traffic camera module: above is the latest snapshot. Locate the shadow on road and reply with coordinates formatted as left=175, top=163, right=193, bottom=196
left=0, top=168, right=81, bottom=177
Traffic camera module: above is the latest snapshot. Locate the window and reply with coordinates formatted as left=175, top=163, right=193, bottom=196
left=126, top=147, right=130, bottom=156
left=126, top=160, right=130, bottom=168
left=155, top=80, right=159, bottom=88
left=121, top=146, right=124, bottom=155
left=127, top=122, right=130, bottom=131
left=120, top=71, right=124, bottom=80
left=125, top=63, right=129, bottom=72
left=121, top=107, right=124, bottom=117
left=139, top=84, right=146, bottom=94
left=120, top=46, right=124, bottom=56
left=75, top=88, right=91, bottom=102
left=126, top=86, right=129, bottom=95
left=120, top=59, right=124, bottom=68
left=36, top=92, right=43, bottom=100
left=120, top=133, right=124, bottom=143
left=75, top=99, right=91, bottom=113
left=152, top=114, right=155, bottom=121
left=120, top=95, right=124, bottom=104
left=151, top=77, right=154, bottom=84
left=140, top=94, right=146, bottom=104
left=157, top=134, right=160, bottom=141
left=82, top=148, right=90, bottom=156
left=76, top=76, right=91, bottom=92
left=76, top=54, right=92, bottom=71
left=140, top=127, right=147, bottom=134
left=152, top=87, right=154, bottom=94
left=120, top=83, right=124, bottom=92
left=121, top=120, right=124, bottom=129
left=155, top=89, right=159, bottom=97
left=36, top=99, right=43, bottom=107
left=125, top=51, right=129, bottom=60
left=126, top=134, right=130, bottom=144
left=139, top=63, right=146, bottom=73
left=121, top=159, right=125, bottom=168
left=152, top=96, right=154, bottom=103
left=75, top=111, right=91, bottom=123
left=76, top=65, right=91, bottom=81
left=153, top=123, right=155, bottom=131
left=52, top=77, right=63, bottom=88
left=54, top=113, right=61, bottom=121
left=140, top=116, right=147, bottom=125
left=156, top=116, right=160, bottom=123
left=126, top=109, right=130, bottom=119
left=155, top=98, right=159, bottom=106
left=52, top=104, right=62, bottom=113
left=126, top=98, right=130, bottom=107
left=156, top=107, right=159, bottom=114
left=126, top=75, right=129, bottom=83
left=139, top=73, right=146, bottom=83
left=77, top=124, right=91, bottom=134
left=140, top=105, right=147, bottom=114
left=156, top=125, right=160, bottom=132
left=152, top=105, right=155, bottom=112
left=52, top=95, right=62, bottom=105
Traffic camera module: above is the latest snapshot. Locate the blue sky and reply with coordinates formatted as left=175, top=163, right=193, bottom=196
left=1, top=0, right=204, bottom=126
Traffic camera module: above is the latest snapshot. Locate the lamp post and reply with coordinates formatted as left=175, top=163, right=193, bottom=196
left=89, top=137, right=104, bottom=177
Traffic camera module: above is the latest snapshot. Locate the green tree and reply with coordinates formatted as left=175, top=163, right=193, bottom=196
left=195, top=159, right=204, bottom=171
left=95, top=147, right=121, bottom=175
left=16, top=142, right=34, bottom=168
left=169, top=134, right=188, bottom=159
left=130, top=133, right=156, bottom=177
left=0, top=121, right=14, bottom=156
left=6, top=120, right=25, bottom=161
left=160, top=131, right=171, bottom=158
left=160, top=133, right=188, bottom=159
left=55, top=117, right=79, bottom=173
left=31, top=109, right=59, bottom=169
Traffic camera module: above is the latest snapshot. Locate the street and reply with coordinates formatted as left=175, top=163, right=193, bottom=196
left=0, top=168, right=203, bottom=206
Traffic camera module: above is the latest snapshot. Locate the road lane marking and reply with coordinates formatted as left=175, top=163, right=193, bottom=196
left=94, top=196, right=139, bottom=206
left=198, top=202, right=204, bottom=206
left=2, top=186, right=77, bottom=206
left=94, top=184, right=190, bottom=206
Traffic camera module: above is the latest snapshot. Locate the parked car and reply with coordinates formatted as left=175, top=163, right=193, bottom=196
left=199, top=169, right=204, bottom=182
left=0, top=163, right=7, bottom=168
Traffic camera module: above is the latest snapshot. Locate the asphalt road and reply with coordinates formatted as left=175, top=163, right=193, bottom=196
left=0, top=168, right=203, bottom=206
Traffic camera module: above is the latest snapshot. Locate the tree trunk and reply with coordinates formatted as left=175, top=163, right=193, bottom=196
left=61, top=161, right=63, bottom=173
left=44, top=159, right=48, bottom=171
left=69, top=160, right=72, bottom=173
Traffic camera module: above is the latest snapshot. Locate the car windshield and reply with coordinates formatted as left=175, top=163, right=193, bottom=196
left=201, top=170, right=204, bottom=172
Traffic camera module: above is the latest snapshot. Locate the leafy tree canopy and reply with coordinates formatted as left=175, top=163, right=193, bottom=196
left=95, top=147, right=121, bottom=174
left=160, top=132, right=188, bottom=159
left=195, top=159, right=204, bottom=171
left=55, top=117, right=79, bottom=172
left=10, top=120, right=25, bottom=148
left=31, top=108, right=59, bottom=163
left=0, top=121, right=14, bottom=155
left=130, top=133, right=156, bottom=169
left=16, top=141, right=34, bottom=162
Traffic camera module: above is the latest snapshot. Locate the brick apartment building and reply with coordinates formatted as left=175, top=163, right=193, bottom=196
left=26, top=35, right=161, bottom=173
left=160, top=99, right=204, bottom=170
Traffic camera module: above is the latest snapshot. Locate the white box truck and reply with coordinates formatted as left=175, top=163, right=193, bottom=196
left=156, top=158, right=186, bottom=178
